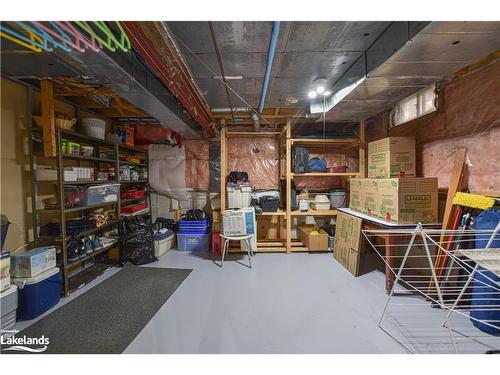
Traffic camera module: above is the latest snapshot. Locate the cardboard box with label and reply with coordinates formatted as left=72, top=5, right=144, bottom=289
left=10, top=246, right=57, bottom=278
left=368, top=137, right=415, bottom=178
left=350, top=177, right=438, bottom=224
left=333, top=211, right=378, bottom=276
left=222, top=207, right=257, bottom=251
left=297, top=225, right=329, bottom=251
left=377, top=177, right=438, bottom=224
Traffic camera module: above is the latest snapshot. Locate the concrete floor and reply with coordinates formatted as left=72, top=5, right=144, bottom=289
left=15, top=250, right=496, bottom=353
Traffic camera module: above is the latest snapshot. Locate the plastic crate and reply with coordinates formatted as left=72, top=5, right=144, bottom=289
left=84, top=184, right=119, bottom=206
left=179, top=219, right=210, bottom=234
left=121, top=188, right=145, bottom=199
left=121, top=201, right=148, bottom=214
left=260, top=196, right=279, bottom=212
left=177, top=233, right=210, bottom=252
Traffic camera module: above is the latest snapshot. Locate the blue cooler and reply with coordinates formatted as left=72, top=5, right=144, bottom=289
left=12, top=267, right=61, bottom=320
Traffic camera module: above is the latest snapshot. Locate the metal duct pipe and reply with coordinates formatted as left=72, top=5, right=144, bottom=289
left=258, top=21, right=280, bottom=113
left=211, top=107, right=251, bottom=113
left=251, top=112, right=261, bottom=131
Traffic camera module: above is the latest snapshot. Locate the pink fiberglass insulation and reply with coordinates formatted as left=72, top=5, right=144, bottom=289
left=184, top=140, right=209, bottom=190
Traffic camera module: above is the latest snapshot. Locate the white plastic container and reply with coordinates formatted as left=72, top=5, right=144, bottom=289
left=0, top=284, right=18, bottom=331
left=227, top=186, right=252, bottom=208
left=81, top=118, right=106, bottom=140
left=330, top=189, right=347, bottom=208
left=154, top=234, right=175, bottom=257
left=311, top=194, right=331, bottom=210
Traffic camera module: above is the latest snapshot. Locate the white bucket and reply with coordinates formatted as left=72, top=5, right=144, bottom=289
left=330, top=189, right=347, bottom=208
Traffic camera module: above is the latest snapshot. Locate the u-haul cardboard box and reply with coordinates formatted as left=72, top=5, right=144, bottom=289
left=376, top=177, right=438, bottom=224
left=361, top=179, right=379, bottom=216
left=349, top=179, right=363, bottom=212
left=368, top=137, right=415, bottom=178
left=333, top=211, right=378, bottom=276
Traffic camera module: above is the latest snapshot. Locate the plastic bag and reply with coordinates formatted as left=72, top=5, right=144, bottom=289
left=293, top=147, right=309, bottom=173
left=119, top=215, right=157, bottom=266
left=307, top=157, right=327, bottom=172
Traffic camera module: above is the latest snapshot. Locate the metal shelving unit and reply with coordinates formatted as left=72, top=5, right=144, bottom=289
left=118, top=144, right=151, bottom=218
left=31, top=127, right=121, bottom=296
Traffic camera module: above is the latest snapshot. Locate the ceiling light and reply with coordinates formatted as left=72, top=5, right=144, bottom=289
left=316, top=85, right=325, bottom=94
left=323, top=91, right=332, bottom=97
left=308, top=91, right=317, bottom=99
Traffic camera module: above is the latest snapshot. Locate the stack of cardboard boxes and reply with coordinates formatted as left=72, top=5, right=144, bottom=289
left=334, top=137, right=439, bottom=276
left=350, top=137, right=438, bottom=224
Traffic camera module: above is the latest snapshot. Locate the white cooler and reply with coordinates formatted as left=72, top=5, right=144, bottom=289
left=154, top=233, right=175, bottom=257
left=1, top=284, right=18, bottom=331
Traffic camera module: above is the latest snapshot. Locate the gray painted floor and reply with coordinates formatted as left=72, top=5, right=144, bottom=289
left=15, top=250, right=496, bottom=353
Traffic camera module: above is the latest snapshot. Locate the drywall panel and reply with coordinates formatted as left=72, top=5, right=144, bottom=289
left=1, top=77, right=32, bottom=250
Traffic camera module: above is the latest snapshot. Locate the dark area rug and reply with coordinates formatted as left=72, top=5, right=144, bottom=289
left=3, top=265, right=192, bottom=354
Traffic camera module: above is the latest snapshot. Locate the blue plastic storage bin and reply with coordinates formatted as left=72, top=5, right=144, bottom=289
left=12, top=267, right=61, bottom=321
left=179, top=219, right=210, bottom=234
left=177, top=233, right=210, bottom=252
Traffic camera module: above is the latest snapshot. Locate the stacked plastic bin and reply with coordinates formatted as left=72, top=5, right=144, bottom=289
left=177, top=219, right=210, bottom=252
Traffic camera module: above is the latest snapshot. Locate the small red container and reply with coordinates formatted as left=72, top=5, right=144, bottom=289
left=121, top=188, right=145, bottom=199
left=121, top=201, right=148, bottom=214
left=328, top=165, right=348, bottom=173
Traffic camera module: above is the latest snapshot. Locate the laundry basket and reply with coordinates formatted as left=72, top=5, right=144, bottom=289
left=81, top=118, right=106, bottom=140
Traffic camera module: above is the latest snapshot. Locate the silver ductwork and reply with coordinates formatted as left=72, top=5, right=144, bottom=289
left=251, top=112, right=261, bottom=131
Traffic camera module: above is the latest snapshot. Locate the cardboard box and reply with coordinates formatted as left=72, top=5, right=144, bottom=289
left=297, top=225, right=329, bottom=251
left=333, top=211, right=378, bottom=276
left=1, top=251, right=10, bottom=278
left=368, top=137, right=415, bottom=178
left=10, top=246, right=56, bottom=278
left=361, top=179, right=379, bottom=216
left=350, top=178, right=438, bottom=224
left=376, top=177, right=438, bottom=224
left=0, top=275, right=10, bottom=293
left=349, top=179, right=363, bottom=212
left=222, top=207, right=256, bottom=236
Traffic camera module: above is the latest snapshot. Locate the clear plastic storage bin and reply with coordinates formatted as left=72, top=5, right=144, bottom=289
left=84, top=184, right=119, bottom=206
left=177, top=233, right=210, bottom=252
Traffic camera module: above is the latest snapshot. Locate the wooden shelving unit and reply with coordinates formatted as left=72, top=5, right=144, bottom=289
left=220, top=118, right=366, bottom=254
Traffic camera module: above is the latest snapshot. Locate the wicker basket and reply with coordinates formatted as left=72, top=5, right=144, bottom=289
left=33, top=116, right=76, bottom=130
left=81, top=118, right=106, bottom=140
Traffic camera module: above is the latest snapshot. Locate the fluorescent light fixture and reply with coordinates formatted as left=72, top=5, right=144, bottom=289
left=213, top=75, right=243, bottom=80
left=308, top=91, right=317, bottom=99
left=310, top=76, right=366, bottom=114
left=323, top=91, right=332, bottom=96
left=316, top=85, right=325, bottom=94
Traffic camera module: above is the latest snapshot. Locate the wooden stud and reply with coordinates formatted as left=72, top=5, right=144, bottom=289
left=220, top=122, right=227, bottom=214
left=285, top=117, right=292, bottom=253
left=41, top=80, right=56, bottom=157
left=358, top=119, right=366, bottom=178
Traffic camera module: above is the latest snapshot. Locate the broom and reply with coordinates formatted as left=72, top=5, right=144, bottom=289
left=430, top=192, right=496, bottom=297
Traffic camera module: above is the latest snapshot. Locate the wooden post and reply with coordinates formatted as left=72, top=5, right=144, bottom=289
left=41, top=80, right=56, bottom=157
left=220, top=122, right=227, bottom=214
left=358, top=120, right=366, bottom=177
left=285, top=117, right=292, bottom=253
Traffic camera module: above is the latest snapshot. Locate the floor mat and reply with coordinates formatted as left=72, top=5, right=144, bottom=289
left=5, top=265, right=192, bottom=354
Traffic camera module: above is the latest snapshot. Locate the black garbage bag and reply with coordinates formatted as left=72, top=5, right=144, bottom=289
left=119, top=215, right=157, bottom=266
